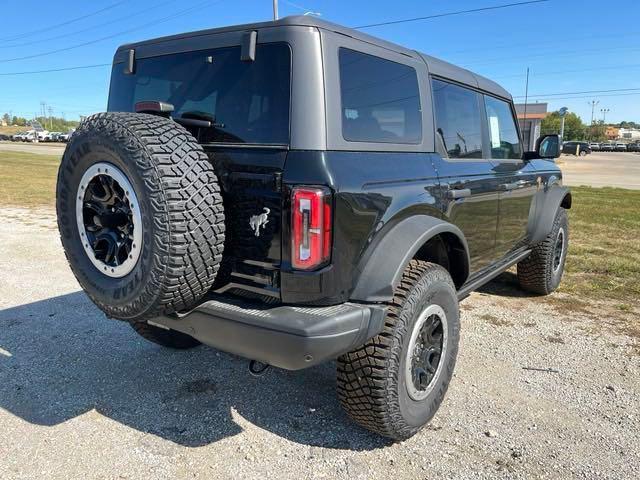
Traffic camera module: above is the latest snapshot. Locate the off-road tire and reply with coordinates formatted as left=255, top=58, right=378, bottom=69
left=337, top=260, right=460, bottom=440
left=56, top=112, right=225, bottom=320
left=131, top=321, right=201, bottom=349
left=517, top=207, right=568, bottom=295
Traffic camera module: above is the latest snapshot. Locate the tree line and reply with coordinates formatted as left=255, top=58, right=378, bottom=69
left=2, top=112, right=79, bottom=132
left=540, top=111, right=639, bottom=142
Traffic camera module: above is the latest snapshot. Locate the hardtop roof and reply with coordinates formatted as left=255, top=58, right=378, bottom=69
left=116, top=15, right=511, bottom=100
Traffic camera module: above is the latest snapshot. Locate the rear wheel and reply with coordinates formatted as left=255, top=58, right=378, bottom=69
left=56, top=112, right=225, bottom=321
left=337, top=261, right=460, bottom=440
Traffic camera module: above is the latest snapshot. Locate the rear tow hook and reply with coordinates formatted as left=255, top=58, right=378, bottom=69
left=248, top=360, right=271, bottom=377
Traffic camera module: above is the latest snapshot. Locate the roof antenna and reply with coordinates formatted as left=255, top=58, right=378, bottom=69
left=272, top=0, right=278, bottom=20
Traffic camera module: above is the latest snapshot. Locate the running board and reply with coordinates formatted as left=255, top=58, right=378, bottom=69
left=457, top=249, right=531, bottom=300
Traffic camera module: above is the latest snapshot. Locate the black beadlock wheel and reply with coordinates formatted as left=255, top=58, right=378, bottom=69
left=337, top=260, right=460, bottom=441
left=517, top=207, right=568, bottom=295
left=56, top=112, right=225, bottom=321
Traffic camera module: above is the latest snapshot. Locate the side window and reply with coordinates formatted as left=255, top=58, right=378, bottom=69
left=431, top=79, right=483, bottom=159
left=338, top=48, right=422, bottom=144
left=483, top=95, right=522, bottom=160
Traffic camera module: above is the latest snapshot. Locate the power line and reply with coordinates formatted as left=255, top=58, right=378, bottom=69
left=492, top=63, right=640, bottom=80
left=0, top=0, right=128, bottom=43
left=0, top=0, right=178, bottom=49
left=0, top=0, right=217, bottom=63
left=513, top=88, right=640, bottom=99
left=522, top=92, right=640, bottom=101
left=0, top=64, right=111, bottom=76
left=354, top=0, right=550, bottom=29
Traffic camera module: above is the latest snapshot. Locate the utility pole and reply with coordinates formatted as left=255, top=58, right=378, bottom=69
left=588, top=100, right=599, bottom=140
left=272, top=0, right=278, bottom=20
left=47, top=106, right=53, bottom=129
left=522, top=67, right=530, bottom=149
left=601, top=108, right=610, bottom=124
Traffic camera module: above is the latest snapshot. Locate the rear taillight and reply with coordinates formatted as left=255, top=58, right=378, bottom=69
left=291, top=187, right=332, bottom=270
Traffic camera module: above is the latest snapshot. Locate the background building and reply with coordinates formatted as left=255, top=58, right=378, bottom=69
left=618, top=128, right=640, bottom=140
left=515, top=103, right=548, bottom=151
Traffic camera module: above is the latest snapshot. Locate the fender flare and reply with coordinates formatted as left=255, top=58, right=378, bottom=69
left=350, top=215, right=470, bottom=303
left=529, top=185, right=572, bottom=244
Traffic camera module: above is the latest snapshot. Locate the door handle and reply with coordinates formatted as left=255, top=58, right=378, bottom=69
left=501, top=180, right=528, bottom=191
left=447, top=188, right=471, bottom=199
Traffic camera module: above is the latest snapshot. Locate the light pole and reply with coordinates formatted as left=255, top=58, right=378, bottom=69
left=601, top=108, right=610, bottom=124
left=272, top=0, right=278, bottom=20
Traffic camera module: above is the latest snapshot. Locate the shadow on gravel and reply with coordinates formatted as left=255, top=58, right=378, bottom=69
left=0, top=292, right=390, bottom=450
left=478, top=271, right=541, bottom=298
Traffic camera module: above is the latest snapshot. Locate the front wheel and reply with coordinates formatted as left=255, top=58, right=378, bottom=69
left=337, top=261, right=460, bottom=440
left=517, top=207, right=569, bottom=295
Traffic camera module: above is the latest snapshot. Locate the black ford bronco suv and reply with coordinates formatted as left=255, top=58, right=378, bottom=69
left=56, top=16, right=570, bottom=440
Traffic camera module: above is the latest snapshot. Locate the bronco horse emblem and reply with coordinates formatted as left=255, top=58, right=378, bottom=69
left=249, top=207, right=270, bottom=237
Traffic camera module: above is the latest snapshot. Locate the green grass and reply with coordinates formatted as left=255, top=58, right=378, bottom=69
left=0, top=151, right=638, bottom=303
left=560, top=186, right=640, bottom=303
left=0, top=150, right=60, bottom=207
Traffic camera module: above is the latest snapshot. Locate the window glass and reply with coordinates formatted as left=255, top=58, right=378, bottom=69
left=108, top=43, right=291, bottom=144
left=483, top=95, right=522, bottom=159
left=431, top=79, right=483, bottom=159
left=339, top=48, right=422, bottom=144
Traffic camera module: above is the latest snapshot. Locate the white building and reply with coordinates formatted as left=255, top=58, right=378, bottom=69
left=618, top=128, right=640, bottom=140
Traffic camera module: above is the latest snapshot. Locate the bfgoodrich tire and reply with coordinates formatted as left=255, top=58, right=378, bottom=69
left=56, top=112, right=225, bottom=321
left=517, top=207, right=568, bottom=295
left=337, top=260, right=460, bottom=440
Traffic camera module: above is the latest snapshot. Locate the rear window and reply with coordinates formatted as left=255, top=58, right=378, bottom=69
left=108, top=43, right=291, bottom=145
left=431, top=79, right=483, bottom=159
left=338, top=48, right=422, bottom=144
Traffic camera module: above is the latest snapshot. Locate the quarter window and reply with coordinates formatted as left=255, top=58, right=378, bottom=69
left=338, top=48, right=422, bottom=144
left=483, top=95, right=522, bottom=159
left=431, top=79, right=483, bottom=159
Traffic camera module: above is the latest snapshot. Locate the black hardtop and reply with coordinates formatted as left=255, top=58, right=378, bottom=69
left=114, top=15, right=511, bottom=100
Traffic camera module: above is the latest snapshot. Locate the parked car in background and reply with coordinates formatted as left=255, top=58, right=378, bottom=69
left=58, top=129, right=76, bottom=142
left=627, top=142, right=640, bottom=152
left=600, top=142, right=615, bottom=152
left=43, top=131, right=62, bottom=142
left=615, top=142, right=627, bottom=152
left=589, top=142, right=600, bottom=151
left=562, top=141, right=591, bottom=156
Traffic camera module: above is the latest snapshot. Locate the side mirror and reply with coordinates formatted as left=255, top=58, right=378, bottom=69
left=535, top=134, right=561, bottom=159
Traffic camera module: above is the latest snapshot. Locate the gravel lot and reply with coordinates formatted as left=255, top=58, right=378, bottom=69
left=1, top=208, right=639, bottom=480
left=0, top=141, right=66, bottom=157
left=560, top=151, right=640, bottom=190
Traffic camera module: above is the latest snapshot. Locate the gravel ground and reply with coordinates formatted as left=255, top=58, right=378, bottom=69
left=560, top=151, right=640, bottom=190
left=0, top=141, right=66, bottom=156
left=1, top=208, right=638, bottom=480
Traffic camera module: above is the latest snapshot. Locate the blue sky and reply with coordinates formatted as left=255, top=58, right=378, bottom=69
left=1, top=0, right=638, bottom=123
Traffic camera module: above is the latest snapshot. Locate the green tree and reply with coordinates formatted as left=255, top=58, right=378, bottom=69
left=2, top=113, right=10, bottom=125
left=541, top=111, right=586, bottom=140
left=589, top=120, right=607, bottom=142
left=12, top=116, right=27, bottom=126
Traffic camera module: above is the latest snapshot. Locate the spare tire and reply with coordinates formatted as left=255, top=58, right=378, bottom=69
left=56, top=112, right=225, bottom=320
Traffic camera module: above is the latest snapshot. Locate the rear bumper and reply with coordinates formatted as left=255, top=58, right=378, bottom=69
left=150, top=295, right=387, bottom=370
